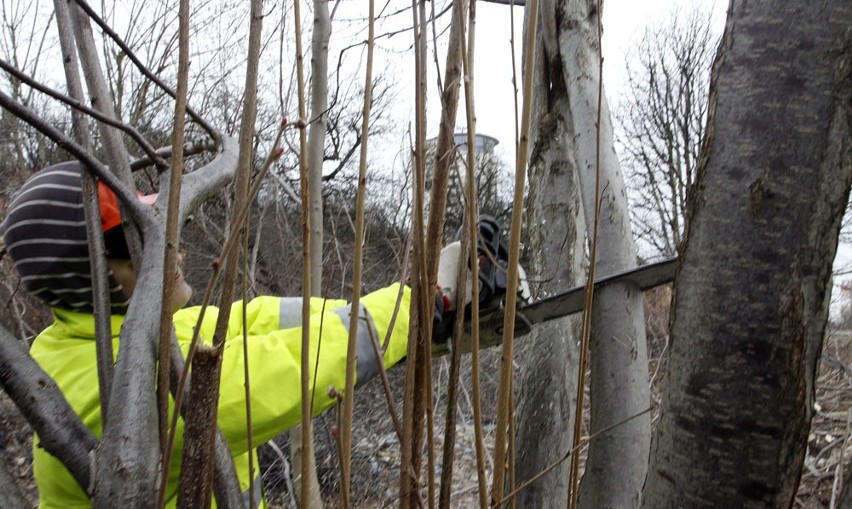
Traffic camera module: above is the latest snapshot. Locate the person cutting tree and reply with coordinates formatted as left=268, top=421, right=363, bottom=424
left=1, top=161, right=479, bottom=508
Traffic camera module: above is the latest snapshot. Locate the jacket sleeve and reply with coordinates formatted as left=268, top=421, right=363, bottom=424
left=210, top=283, right=410, bottom=455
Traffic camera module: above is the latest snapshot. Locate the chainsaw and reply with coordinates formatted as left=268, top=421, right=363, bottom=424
left=433, top=216, right=677, bottom=355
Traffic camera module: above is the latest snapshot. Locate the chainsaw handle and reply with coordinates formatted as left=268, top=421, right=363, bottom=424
left=454, top=215, right=510, bottom=308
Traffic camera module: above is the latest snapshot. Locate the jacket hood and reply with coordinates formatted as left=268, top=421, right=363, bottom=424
left=1, top=162, right=131, bottom=314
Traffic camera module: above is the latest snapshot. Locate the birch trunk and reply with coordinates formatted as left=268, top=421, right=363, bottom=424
left=555, top=1, right=651, bottom=506
left=514, top=1, right=584, bottom=505
left=643, top=1, right=852, bottom=506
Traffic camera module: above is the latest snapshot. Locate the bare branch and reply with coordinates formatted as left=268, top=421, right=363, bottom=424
left=53, top=0, right=115, bottom=427
left=129, top=139, right=218, bottom=172
left=0, top=91, right=154, bottom=231
left=70, top=0, right=221, bottom=145
left=0, top=325, right=97, bottom=495
left=0, top=57, right=168, bottom=169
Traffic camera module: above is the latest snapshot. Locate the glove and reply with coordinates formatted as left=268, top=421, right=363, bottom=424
left=432, top=241, right=471, bottom=344
left=436, top=241, right=472, bottom=312
left=432, top=232, right=530, bottom=343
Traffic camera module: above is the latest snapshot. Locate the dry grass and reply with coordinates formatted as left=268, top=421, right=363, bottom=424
left=795, top=329, right=852, bottom=508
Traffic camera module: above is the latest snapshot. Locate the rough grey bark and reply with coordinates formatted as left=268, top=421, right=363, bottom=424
left=547, top=1, right=651, bottom=506
left=514, top=0, right=584, bottom=506
left=0, top=325, right=97, bottom=493
left=93, top=141, right=239, bottom=507
left=643, top=1, right=852, bottom=507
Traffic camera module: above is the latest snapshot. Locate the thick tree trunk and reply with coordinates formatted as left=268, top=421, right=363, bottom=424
left=514, top=1, right=584, bottom=506
left=552, top=1, right=651, bottom=506
left=643, top=1, right=852, bottom=507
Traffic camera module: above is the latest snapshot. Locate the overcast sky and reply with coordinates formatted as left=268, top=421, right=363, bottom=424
left=333, top=0, right=726, bottom=166
left=455, top=0, right=727, bottom=164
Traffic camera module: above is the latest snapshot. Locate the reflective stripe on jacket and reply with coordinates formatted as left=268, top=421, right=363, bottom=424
left=29, top=284, right=410, bottom=508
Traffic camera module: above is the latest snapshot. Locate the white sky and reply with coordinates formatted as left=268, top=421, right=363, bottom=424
left=334, top=0, right=726, bottom=167
left=450, top=0, right=728, bottom=165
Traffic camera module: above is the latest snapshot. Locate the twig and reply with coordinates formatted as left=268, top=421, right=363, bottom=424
left=291, top=0, right=316, bottom=504
left=266, top=440, right=299, bottom=509
left=361, top=229, right=412, bottom=443
left=0, top=58, right=167, bottom=169
left=154, top=0, right=190, bottom=501
left=368, top=321, right=405, bottom=440
left=455, top=0, right=489, bottom=505
left=129, top=140, right=218, bottom=172
left=70, top=0, right=220, bottom=144
left=53, top=0, right=114, bottom=427
left=490, top=0, right=539, bottom=502
left=338, top=0, right=377, bottom=504
left=398, top=1, right=431, bottom=506
left=240, top=240, right=256, bottom=506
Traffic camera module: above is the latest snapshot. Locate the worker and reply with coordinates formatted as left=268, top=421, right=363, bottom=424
left=1, top=161, right=469, bottom=508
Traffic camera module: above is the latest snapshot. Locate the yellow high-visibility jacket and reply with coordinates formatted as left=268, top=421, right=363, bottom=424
left=29, top=284, right=411, bottom=508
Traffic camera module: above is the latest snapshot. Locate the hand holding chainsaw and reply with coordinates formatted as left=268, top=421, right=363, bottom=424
left=434, top=216, right=530, bottom=342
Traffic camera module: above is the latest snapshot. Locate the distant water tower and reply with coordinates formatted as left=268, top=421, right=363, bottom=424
left=423, top=132, right=504, bottom=238
left=451, top=132, right=499, bottom=153
left=426, top=132, right=500, bottom=154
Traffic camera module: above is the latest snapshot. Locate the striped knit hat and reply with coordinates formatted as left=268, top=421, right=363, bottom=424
left=1, top=162, right=149, bottom=314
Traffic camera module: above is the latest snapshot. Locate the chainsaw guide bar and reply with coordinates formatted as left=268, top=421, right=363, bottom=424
left=434, top=256, right=678, bottom=355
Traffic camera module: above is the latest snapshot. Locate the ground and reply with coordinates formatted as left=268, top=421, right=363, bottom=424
left=0, top=390, right=37, bottom=506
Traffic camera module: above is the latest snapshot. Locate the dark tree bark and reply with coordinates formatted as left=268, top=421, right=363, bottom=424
left=178, top=345, right=222, bottom=508
left=0, top=325, right=97, bottom=494
left=644, top=1, right=852, bottom=507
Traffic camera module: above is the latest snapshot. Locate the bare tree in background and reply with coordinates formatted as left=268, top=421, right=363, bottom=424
left=615, top=6, right=717, bottom=259
left=430, top=134, right=513, bottom=239
left=0, top=0, right=67, bottom=176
